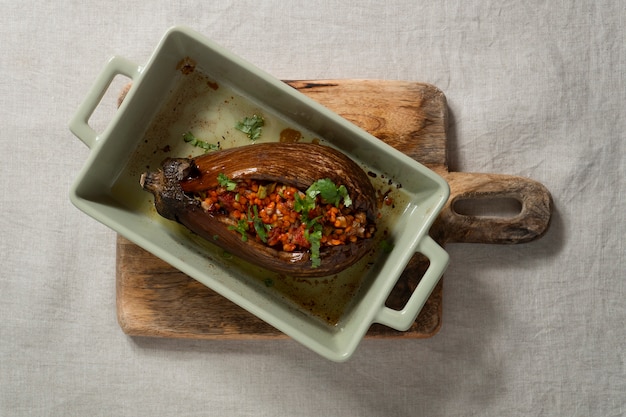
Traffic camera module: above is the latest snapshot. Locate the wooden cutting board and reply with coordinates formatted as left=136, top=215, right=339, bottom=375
left=116, top=79, right=552, bottom=339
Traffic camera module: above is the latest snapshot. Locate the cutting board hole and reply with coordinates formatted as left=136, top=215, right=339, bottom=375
left=453, top=197, right=522, bottom=218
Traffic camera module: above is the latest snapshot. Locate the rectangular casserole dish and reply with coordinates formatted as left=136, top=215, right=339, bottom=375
left=69, top=26, right=450, bottom=361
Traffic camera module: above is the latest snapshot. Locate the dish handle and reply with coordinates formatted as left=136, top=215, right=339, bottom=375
left=374, top=235, right=449, bottom=331
left=69, top=56, right=141, bottom=149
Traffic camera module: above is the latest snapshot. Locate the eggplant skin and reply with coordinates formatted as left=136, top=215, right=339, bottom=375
left=140, top=143, right=378, bottom=277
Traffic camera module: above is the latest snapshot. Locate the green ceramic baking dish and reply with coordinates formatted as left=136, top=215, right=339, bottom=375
left=69, top=26, right=450, bottom=361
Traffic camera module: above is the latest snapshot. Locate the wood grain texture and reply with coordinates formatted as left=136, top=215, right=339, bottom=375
left=285, top=80, right=448, bottom=169
left=115, top=79, right=552, bottom=340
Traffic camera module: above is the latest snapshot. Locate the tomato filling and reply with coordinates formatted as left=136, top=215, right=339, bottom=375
left=192, top=176, right=375, bottom=266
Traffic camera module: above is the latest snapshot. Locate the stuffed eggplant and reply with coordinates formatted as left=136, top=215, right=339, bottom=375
left=140, top=142, right=378, bottom=277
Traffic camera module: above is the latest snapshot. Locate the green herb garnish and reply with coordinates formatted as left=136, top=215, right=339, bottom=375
left=305, top=225, right=323, bottom=268
left=183, top=131, right=220, bottom=151
left=228, top=219, right=249, bottom=241
left=251, top=205, right=270, bottom=243
left=295, top=178, right=352, bottom=212
left=294, top=191, right=316, bottom=213
left=306, top=178, right=352, bottom=207
left=292, top=179, right=352, bottom=268
left=380, top=239, right=395, bottom=253
left=217, top=172, right=237, bottom=191
left=235, top=114, right=265, bottom=141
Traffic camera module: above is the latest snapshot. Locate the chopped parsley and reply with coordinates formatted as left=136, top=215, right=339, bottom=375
left=235, top=114, right=265, bottom=141
left=183, top=131, right=220, bottom=151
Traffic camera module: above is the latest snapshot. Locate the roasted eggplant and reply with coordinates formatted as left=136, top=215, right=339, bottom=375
left=140, top=142, right=378, bottom=277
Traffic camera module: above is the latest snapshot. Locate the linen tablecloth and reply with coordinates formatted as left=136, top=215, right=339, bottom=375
left=1, top=1, right=624, bottom=416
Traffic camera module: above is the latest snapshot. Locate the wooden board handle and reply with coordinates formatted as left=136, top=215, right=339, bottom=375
left=433, top=172, right=553, bottom=244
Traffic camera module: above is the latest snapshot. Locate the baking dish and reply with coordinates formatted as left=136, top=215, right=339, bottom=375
left=69, top=26, right=450, bottom=361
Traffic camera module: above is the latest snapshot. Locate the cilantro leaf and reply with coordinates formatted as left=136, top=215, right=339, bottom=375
left=305, top=227, right=323, bottom=268
left=293, top=179, right=353, bottom=268
left=294, top=179, right=352, bottom=215
left=251, top=205, right=270, bottom=243
left=228, top=219, right=249, bottom=241
left=306, top=179, right=352, bottom=207
left=294, top=192, right=316, bottom=213
left=183, top=131, right=220, bottom=151
left=217, top=173, right=237, bottom=191
left=338, top=185, right=352, bottom=207
left=235, top=114, right=264, bottom=141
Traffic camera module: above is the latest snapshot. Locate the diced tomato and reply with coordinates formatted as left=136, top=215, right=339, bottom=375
left=291, top=225, right=310, bottom=249
left=217, top=193, right=237, bottom=211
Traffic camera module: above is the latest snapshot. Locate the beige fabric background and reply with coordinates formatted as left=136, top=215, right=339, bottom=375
left=1, top=1, right=624, bottom=416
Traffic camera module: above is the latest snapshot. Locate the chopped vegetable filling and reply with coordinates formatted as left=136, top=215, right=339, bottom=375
left=194, top=175, right=375, bottom=267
